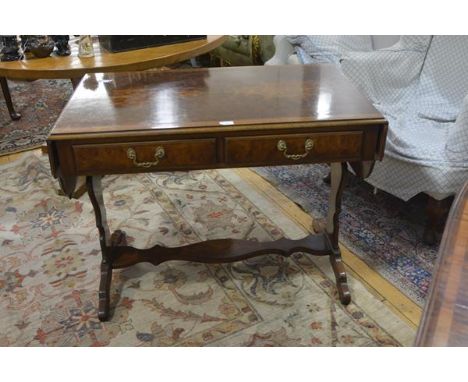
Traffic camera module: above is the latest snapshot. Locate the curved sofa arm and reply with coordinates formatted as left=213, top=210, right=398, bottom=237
left=340, top=50, right=426, bottom=107
left=265, top=35, right=296, bottom=65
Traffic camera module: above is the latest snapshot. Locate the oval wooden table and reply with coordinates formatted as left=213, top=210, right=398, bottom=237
left=0, top=35, right=226, bottom=120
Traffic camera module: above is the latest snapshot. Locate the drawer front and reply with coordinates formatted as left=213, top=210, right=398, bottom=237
left=72, top=139, right=217, bottom=174
left=225, top=131, right=363, bottom=166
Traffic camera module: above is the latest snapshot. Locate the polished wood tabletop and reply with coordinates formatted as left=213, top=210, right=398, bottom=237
left=50, top=64, right=385, bottom=137
left=415, top=181, right=468, bottom=346
left=0, top=35, right=226, bottom=80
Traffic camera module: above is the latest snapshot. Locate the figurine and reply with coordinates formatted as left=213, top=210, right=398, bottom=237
left=51, top=35, right=71, bottom=56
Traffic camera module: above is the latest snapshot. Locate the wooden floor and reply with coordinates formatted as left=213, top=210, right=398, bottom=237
left=0, top=148, right=422, bottom=329
left=0, top=148, right=43, bottom=165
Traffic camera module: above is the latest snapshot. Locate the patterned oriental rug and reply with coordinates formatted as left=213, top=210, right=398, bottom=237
left=1, top=76, right=435, bottom=308
left=254, top=166, right=438, bottom=306
left=0, top=79, right=73, bottom=155
left=0, top=153, right=415, bottom=346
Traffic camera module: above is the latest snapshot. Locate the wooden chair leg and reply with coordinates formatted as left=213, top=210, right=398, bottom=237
left=423, top=195, right=453, bottom=245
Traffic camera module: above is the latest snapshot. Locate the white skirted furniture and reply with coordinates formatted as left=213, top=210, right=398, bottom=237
left=266, top=36, right=468, bottom=243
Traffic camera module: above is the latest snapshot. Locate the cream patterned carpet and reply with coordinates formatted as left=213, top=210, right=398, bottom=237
left=0, top=152, right=415, bottom=346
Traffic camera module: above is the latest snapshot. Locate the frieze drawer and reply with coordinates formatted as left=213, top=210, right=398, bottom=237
left=72, top=139, right=217, bottom=174
left=225, top=131, right=363, bottom=166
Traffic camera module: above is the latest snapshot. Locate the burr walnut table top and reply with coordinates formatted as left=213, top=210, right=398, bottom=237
left=50, top=64, right=384, bottom=137
left=415, top=182, right=468, bottom=346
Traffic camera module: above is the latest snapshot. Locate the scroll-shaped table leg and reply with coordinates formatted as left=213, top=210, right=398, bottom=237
left=326, top=162, right=351, bottom=305
left=86, top=176, right=113, bottom=321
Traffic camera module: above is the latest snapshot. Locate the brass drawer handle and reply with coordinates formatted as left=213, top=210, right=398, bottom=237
left=127, top=146, right=165, bottom=168
left=277, top=139, right=314, bottom=160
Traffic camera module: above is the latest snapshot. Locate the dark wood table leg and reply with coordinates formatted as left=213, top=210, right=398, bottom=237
left=70, top=76, right=84, bottom=90
left=326, top=162, right=351, bottom=305
left=0, top=77, right=21, bottom=120
left=86, top=176, right=114, bottom=321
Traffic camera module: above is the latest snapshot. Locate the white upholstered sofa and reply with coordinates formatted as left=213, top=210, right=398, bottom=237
left=266, top=35, right=468, bottom=243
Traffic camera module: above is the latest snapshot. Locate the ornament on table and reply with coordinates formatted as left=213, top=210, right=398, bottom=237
left=22, top=35, right=55, bottom=58
left=51, top=35, right=71, bottom=56
left=78, top=35, right=95, bottom=58
left=0, top=35, right=21, bottom=61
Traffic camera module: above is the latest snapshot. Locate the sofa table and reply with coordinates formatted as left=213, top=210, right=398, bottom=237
left=47, top=64, right=387, bottom=321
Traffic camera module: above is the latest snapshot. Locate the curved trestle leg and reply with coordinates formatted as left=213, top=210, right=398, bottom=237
left=326, top=162, right=351, bottom=305
left=87, top=176, right=114, bottom=321
left=86, top=162, right=352, bottom=322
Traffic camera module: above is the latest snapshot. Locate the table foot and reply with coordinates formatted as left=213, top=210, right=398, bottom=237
left=111, top=229, right=127, bottom=246
left=312, top=218, right=351, bottom=304
left=98, top=261, right=112, bottom=322
left=9, top=111, right=21, bottom=120
left=329, top=250, right=351, bottom=305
